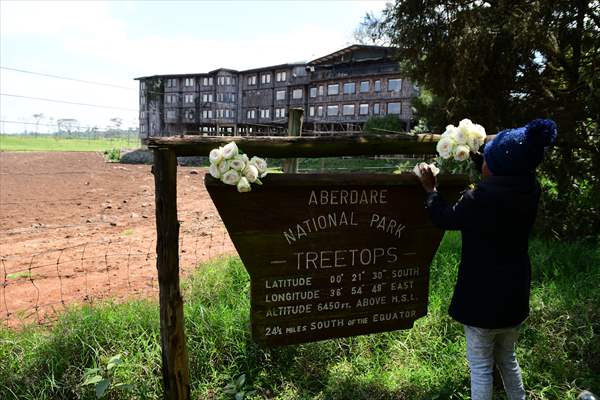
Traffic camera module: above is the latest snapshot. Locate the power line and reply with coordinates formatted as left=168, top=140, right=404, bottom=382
left=0, top=93, right=138, bottom=112
left=0, top=66, right=166, bottom=96
left=0, top=66, right=137, bottom=91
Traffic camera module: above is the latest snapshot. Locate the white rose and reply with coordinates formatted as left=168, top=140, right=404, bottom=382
left=208, top=163, right=221, bottom=179
left=237, top=177, right=251, bottom=193
left=241, top=153, right=249, bottom=163
left=250, top=156, right=268, bottom=177
left=221, top=169, right=241, bottom=185
left=222, top=142, right=238, bottom=159
left=243, top=164, right=259, bottom=183
left=436, top=136, right=456, bottom=159
left=228, top=155, right=246, bottom=171
left=458, top=118, right=473, bottom=128
left=209, top=147, right=224, bottom=165
left=470, top=124, right=487, bottom=149
left=217, top=160, right=229, bottom=175
left=443, top=124, right=456, bottom=136
left=413, top=162, right=440, bottom=178
left=453, top=144, right=470, bottom=162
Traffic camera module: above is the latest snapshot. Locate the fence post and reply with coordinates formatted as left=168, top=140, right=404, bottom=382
left=152, top=148, right=191, bottom=400
left=282, top=108, right=303, bottom=173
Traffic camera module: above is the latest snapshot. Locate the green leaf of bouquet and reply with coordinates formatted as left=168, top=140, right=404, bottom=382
left=236, top=374, right=246, bottom=387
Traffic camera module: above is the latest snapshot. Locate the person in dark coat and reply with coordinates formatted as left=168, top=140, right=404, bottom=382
left=416, top=119, right=557, bottom=400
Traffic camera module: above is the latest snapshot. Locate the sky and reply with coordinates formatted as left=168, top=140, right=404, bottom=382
left=0, top=0, right=389, bottom=133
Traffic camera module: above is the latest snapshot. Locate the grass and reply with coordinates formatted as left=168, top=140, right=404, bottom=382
left=0, top=134, right=139, bottom=152
left=5, top=272, right=34, bottom=280
left=265, top=157, right=415, bottom=174
left=1, top=232, right=598, bottom=399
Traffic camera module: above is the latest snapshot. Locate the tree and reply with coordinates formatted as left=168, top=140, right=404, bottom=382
left=57, top=118, right=79, bottom=134
left=109, top=117, right=123, bottom=130
left=359, top=0, right=600, bottom=240
left=32, top=113, right=44, bottom=134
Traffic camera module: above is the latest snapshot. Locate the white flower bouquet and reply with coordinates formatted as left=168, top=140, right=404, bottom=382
left=208, top=142, right=268, bottom=193
left=410, top=118, right=487, bottom=177
left=436, top=118, right=486, bottom=161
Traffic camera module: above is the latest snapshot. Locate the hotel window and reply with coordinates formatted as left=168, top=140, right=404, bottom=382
left=360, top=81, right=370, bottom=93
left=247, top=109, right=256, bottom=119
left=359, top=103, right=369, bottom=115
left=328, top=84, right=339, bottom=95
left=185, top=110, right=194, bottom=120
left=140, top=82, right=146, bottom=90
left=292, top=88, right=303, bottom=99
left=231, top=93, right=236, bottom=102
left=165, top=94, right=176, bottom=104
left=374, top=80, right=381, bottom=92
left=388, top=79, right=402, bottom=92
left=343, top=82, right=355, bottom=94
left=327, top=105, right=339, bottom=116
left=166, top=79, right=177, bottom=88
left=318, top=85, right=324, bottom=96
left=225, top=76, right=231, bottom=85
left=166, top=110, right=177, bottom=119
left=373, top=103, right=380, bottom=115
left=276, top=71, right=287, bottom=82
left=202, top=94, right=213, bottom=102
left=247, top=75, right=257, bottom=85
left=140, top=96, right=146, bottom=105
left=184, top=78, right=194, bottom=87
left=276, top=90, right=286, bottom=100
left=317, top=105, right=324, bottom=117
left=184, top=94, right=194, bottom=104
left=261, top=74, right=271, bottom=84
left=202, top=110, right=213, bottom=119
left=387, top=102, right=401, bottom=114
left=342, top=104, right=355, bottom=116
left=260, top=109, right=270, bottom=119
left=275, top=108, right=286, bottom=118
left=309, top=106, right=315, bottom=117
left=309, top=87, right=317, bottom=98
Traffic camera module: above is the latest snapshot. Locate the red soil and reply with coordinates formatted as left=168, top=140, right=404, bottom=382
left=0, top=152, right=234, bottom=327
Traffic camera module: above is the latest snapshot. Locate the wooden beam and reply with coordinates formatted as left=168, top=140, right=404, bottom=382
left=152, top=148, right=191, bottom=400
left=148, top=133, right=441, bottom=158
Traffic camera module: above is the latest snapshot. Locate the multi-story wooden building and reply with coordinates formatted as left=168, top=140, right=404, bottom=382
left=136, top=45, right=417, bottom=141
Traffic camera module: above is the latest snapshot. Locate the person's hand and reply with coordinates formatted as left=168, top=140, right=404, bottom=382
left=417, top=164, right=437, bottom=193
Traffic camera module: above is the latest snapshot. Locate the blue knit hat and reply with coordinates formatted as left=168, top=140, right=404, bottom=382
left=483, top=119, right=557, bottom=176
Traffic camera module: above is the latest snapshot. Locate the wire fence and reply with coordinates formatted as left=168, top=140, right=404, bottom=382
left=0, top=208, right=234, bottom=329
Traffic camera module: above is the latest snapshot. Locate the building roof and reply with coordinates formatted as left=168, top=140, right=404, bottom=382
left=308, top=44, right=393, bottom=66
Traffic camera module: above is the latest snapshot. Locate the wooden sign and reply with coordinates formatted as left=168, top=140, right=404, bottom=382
left=205, top=173, right=467, bottom=346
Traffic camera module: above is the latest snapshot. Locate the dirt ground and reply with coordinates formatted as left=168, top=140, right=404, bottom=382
left=0, top=152, right=234, bottom=327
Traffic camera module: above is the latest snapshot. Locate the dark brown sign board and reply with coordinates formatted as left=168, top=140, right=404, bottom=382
left=205, top=173, right=468, bottom=346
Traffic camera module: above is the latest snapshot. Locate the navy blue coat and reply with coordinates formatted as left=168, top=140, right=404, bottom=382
left=425, top=175, right=540, bottom=328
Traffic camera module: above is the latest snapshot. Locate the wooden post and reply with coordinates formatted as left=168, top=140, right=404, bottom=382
left=282, top=108, right=303, bottom=173
left=153, top=148, right=191, bottom=400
